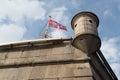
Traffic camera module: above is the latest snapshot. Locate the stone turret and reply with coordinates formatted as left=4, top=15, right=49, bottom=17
left=71, top=12, right=101, bottom=54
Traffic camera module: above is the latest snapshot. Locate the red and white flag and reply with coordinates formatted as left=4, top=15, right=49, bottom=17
left=49, top=19, right=67, bottom=31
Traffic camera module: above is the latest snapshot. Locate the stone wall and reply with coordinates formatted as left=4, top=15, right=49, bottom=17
left=0, top=40, right=92, bottom=80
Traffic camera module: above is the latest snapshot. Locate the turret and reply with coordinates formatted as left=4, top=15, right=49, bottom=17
left=71, top=12, right=101, bottom=54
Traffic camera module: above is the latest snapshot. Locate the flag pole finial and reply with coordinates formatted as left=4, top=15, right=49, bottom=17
left=49, top=16, right=52, bottom=19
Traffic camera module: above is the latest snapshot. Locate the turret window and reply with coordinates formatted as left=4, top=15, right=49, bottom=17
left=75, top=24, right=77, bottom=28
left=89, top=20, right=93, bottom=23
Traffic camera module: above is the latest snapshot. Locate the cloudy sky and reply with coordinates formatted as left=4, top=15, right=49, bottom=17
left=0, top=0, right=120, bottom=79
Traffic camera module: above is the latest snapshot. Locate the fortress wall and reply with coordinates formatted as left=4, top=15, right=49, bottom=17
left=0, top=40, right=92, bottom=80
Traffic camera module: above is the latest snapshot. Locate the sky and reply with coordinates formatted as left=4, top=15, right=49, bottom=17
left=0, top=0, right=119, bottom=79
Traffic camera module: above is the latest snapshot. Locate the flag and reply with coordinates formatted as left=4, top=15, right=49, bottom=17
left=49, top=19, right=67, bottom=31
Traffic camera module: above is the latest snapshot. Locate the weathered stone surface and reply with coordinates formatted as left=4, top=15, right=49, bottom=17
left=0, top=60, right=5, bottom=65
left=5, top=58, right=18, bottom=65
left=0, top=68, right=18, bottom=80
left=0, top=40, right=94, bottom=80
left=0, top=52, right=7, bottom=60
left=73, top=47, right=87, bottom=58
left=17, top=67, right=32, bottom=80
left=29, top=66, right=47, bottom=79
left=29, top=63, right=92, bottom=80
left=6, top=51, right=22, bottom=59
left=21, top=50, right=37, bottom=58
left=62, top=77, right=93, bottom=80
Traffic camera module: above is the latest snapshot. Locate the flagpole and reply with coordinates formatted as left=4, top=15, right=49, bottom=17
left=44, top=16, right=51, bottom=38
